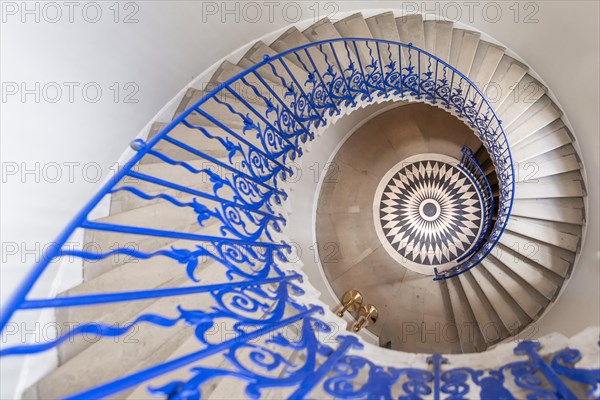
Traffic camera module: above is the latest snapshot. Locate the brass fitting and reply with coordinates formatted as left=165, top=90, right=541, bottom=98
left=352, top=304, right=379, bottom=332
left=335, top=289, right=363, bottom=317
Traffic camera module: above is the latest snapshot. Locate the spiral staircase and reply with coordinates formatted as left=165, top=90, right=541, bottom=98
left=1, top=11, right=598, bottom=400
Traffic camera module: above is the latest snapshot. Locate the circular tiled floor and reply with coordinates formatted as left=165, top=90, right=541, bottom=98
left=373, top=154, right=484, bottom=275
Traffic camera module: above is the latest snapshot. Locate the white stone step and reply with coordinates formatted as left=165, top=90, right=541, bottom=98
left=270, top=26, right=330, bottom=73
left=445, top=277, right=486, bottom=352
left=514, top=170, right=584, bottom=199
left=147, top=122, right=269, bottom=164
left=366, top=12, right=400, bottom=42
left=56, top=250, right=222, bottom=340
left=395, top=14, right=427, bottom=70
left=423, top=20, right=453, bottom=62
left=468, top=41, right=505, bottom=88
left=481, top=257, right=544, bottom=319
left=512, top=197, right=584, bottom=226
left=238, top=40, right=311, bottom=86
left=365, top=12, right=401, bottom=71
left=515, top=152, right=580, bottom=183
left=83, top=210, right=222, bottom=280
left=449, top=28, right=481, bottom=75
left=110, top=175, right=215, bottom=214
left=145, top=123, right=233, bottom=162
left=303, top=18, right=354, bottom=71
left=175, top=87, right=269, bottom=129
left=458, top=272, right=508, bottom=344
left=56, top=275, right=191, bottom=365
left=494, top=243, right=561, bottom=301
left=211, top=60, right=308, bottom=123
left=487, top=55, right=528, bottom=109
left=499, top=230, right=575, bottom=277
left=469, top=266, right=531, bottom=334
left=24, top=287, right=227, bottom=399
left=496, top=74, right=547, bottom=128
left=505, top=95, right=562, bottom=145
left=511, top=120, right=571, bottom=161
left=116, top=155, right=248, bottom=195
left=124, top=334, right=212, bottom=399
left=396, top=14, right=425, bottom=49
left=124, top=317, right=302, bottom=399
left=110, top=167, right=288, bottom=218
left=56, top=231, right=279, bottom=364
left=334, top=13, right=373, bottom=68
left=506, top=216, right=580, bottom=252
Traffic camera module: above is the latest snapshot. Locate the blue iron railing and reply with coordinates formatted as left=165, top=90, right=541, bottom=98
left=435, top=145, right=496, bottom=278
left=0, top=38, right=533, bottom=398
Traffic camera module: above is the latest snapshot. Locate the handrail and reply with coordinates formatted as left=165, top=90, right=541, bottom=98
left=0, top=37, right=516, bottom=398
left=455, top=146, right=495, bottom=265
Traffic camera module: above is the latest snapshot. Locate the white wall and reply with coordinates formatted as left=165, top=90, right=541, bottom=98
left=1, top=1, right=598, bottom=395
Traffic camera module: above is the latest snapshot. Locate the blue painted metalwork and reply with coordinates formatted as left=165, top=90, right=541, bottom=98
left=450, top=146, right=495, bottom=267
left=19, top=274, right=302, bottom=310
left=511, top=341, right=579, bottom=400
left=552, top=345, right=600, bottom=398
left=322, top=354, right=434, bottom=399
left=428, top=354, right=448, bottom=400
left=0, top=37, right=535, bottom=399
left=65, top=307, right=323, bottom=400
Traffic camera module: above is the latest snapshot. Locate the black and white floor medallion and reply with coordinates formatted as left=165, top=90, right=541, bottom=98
left=373, top=154, right=484, bottom=275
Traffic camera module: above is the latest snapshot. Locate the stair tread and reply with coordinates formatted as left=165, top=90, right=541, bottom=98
left=487, top=54, right=528, bottom=109
left=494, top=243, right=561, bottom=301
left=423, top=20, right=453, bottom=62
left=458, top=272, right=509, bottom=344
left=511, top=121, right=571, bottom=162
left=303, top=18, right=355, bottom=71
left=481, top=257, right=545, bottom=319
left=469, top=266, right=531, bottom=334
left=334, top=13, right=374, bottom=68
left=396, top=14, right=425, bottom=49
left=514, top=170, right=584, bottom=199
left=365, top=12, right=400, bottom=42
left=506, top=95, right=562, bottom=145
left=446, top=277, right=487, bottom=352
left=499, top=230, right=575, bottom=277
left=506, top=216, right=581, bottom=252
left=239, top=40, right=310, bottom=85
left=469, top=40, right=505, bottom=88
left=174, top=87, right=270, bottom=129
left=449, top=28, right=481, bottom=75
left=147, top=122, right=269, bottom=164
left=26, top=292, right=211, bottom=398
left=497, top=74, right=547, bottom=127
left=515, top=152, right=580, bottom=183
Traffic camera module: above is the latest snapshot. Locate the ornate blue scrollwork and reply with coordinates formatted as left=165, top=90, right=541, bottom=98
left=141, top=147, right=285, bottom=213
left=56, top=239, right=286, bottom=283
left=323, top=354, right=433, bottom=399
left=110, top=185, right=284, bottom=242
left=147, top=313, right=339, bottom=400
left=440, top=367, right=515, bottom=400
left=551, top=347, right=600, bottom=398
left=293, top=50, right=340, bottom=117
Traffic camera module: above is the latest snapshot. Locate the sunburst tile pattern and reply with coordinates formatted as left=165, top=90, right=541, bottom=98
left=373, top=154, right=484, bottom=275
